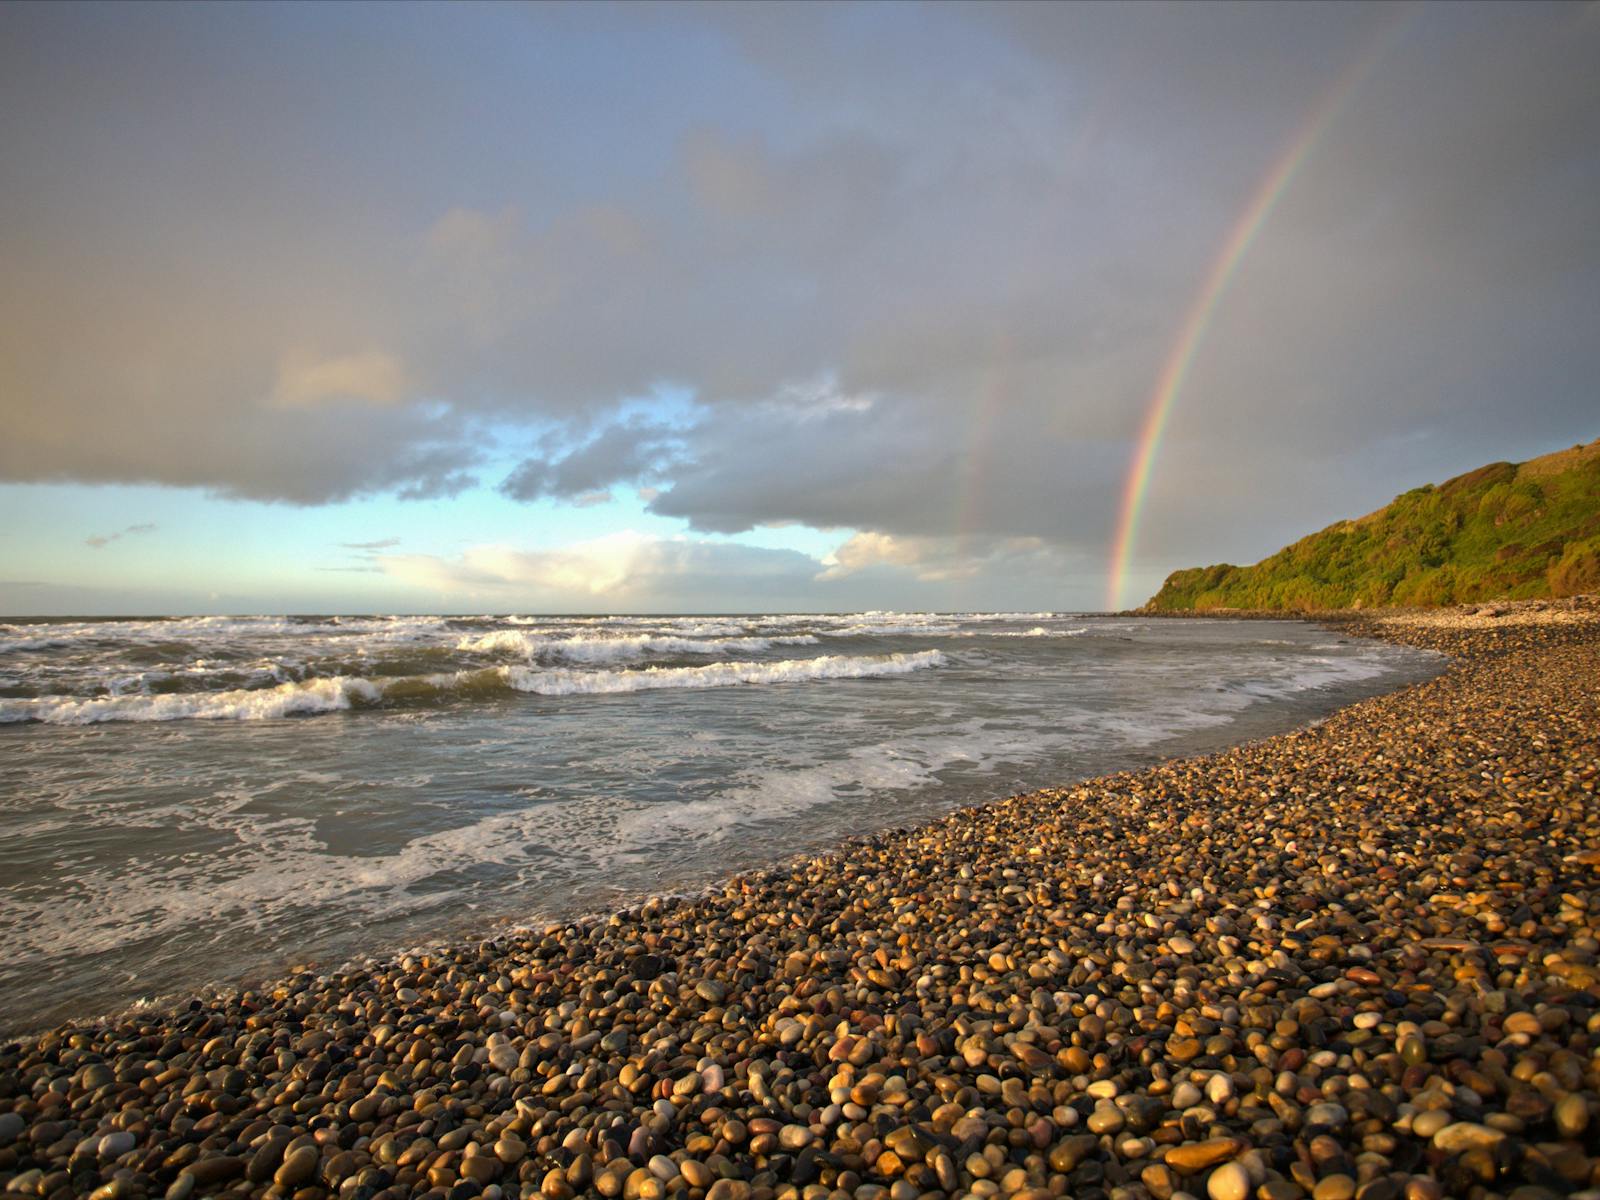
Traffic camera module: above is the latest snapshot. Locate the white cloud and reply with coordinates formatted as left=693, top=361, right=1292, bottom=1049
left=821, top=531, right=1060, bottom=583
left=373, top=528, right=1085, bottom=612
left=379, top=532, right=818, bottom=604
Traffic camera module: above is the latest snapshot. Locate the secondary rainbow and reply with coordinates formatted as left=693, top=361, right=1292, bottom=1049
left=1104, top=14, right=1414, bottom=611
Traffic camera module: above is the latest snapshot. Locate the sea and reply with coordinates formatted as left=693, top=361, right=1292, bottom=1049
left=0, top=611, right=1440, bottom=1034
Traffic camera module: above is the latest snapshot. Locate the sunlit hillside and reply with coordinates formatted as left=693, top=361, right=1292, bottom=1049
left=1146, top=437, right=1600, bottom=610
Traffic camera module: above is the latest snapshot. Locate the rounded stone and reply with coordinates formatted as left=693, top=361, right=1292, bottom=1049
left=1166, top=1139, right=1242, bottom=1175
left=275, top=1146, right=321, bottom=1190
left=1087, top=1104, right=1125, bottom=1134
left=1208, top=1161, right=1252, bottom=1200
left=1432, top=1122, right=1506, bottom=1154
left=1171, top=1082, right=1204, bottom=1110
left=1306, top=1102, right=1349, bottom=1129
left=680, top=1160, right=712, bottom=1189
left=1555, top=1094, right=1589, bottom=1138
left=98, top=1131, right=136, bottom=1159
left=695, top=979, right=727, bottom=1004
left=1410, top=1110, right=1450, bottom=1140
left=647, top=1154, right=678, bottom=1182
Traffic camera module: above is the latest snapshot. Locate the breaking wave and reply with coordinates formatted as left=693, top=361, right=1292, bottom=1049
left=456, top=630, right=819, bottom=662
left=0, top=652, right=944, bottom=724
left=503, top=651, right=946, bottom=695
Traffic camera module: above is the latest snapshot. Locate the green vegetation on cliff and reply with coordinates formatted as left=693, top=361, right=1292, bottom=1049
left=1146, top=438, right=1600, bottom=611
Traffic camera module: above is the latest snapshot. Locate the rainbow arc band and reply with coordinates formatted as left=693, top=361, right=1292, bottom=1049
left=1104, top=9, right=1417, bottom=612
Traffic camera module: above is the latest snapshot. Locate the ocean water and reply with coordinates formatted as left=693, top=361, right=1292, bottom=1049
left=0, top=612, right=1439, bottom=1034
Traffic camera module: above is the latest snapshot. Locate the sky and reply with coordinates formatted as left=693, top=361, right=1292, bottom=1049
left=1, top=1, right=1597, bottom=615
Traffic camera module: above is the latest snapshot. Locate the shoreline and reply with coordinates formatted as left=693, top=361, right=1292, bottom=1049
left=0, top=617, right=1433, bottom=1041
left=2, top=601, right=1597, bottom=1200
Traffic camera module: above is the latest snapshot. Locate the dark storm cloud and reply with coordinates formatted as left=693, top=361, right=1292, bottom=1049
left=1, top=1, right=1596, bottom=590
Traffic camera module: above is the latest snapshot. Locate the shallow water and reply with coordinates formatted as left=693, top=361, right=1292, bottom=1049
left=0, top=611, right=1439, bottom=1033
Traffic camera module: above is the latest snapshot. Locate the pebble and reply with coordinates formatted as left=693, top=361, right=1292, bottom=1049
left=1167, top=1139, right=1243, bottom=1174
left=0, top=601, right=1594, bottom=1200
left=1171, top=1081, right=1204, bottom=1110
left=97, top=1131, right=135, bottom=1159
left=1306, top=1102, right=1349, bottom=1129
left=1208, top=1161, right=1253, bottom=1200
left=1556, top=1093, right=1590, bottom=1137
left=1088, top=1104, right=1126, bottom=1134
left=272, top=1146, right=319, bottom=1190
left=1433, top=1122, right=1507, bottom=1154
left=1410, top=1110, right=1450, bottom=1139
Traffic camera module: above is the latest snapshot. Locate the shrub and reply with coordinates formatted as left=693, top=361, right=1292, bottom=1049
left=1549, top=538, right=1600, bottom=598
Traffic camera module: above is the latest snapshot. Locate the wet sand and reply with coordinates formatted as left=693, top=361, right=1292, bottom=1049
left=1, top=598, right=1596, bottom=1200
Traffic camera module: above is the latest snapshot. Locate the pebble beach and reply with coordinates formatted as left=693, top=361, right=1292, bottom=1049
left=2, top=599, right=1597, bottom=1200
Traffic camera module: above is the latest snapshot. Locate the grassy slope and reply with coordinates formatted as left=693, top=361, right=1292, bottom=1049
left=1145, top=437, right=1600, bottom=611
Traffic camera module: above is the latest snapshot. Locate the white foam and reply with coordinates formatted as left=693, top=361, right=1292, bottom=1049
left=822, top=622, right=961, bottom=636
left=456, top=630, right=818, bottom=662
left=0, top=615, right=448, bottom=647
left=949, top=611, right=1062, bottom=621
left=0, top=648, right=945, bottom=722
left=950, top=626, right=1089, bottom=638
left=0, top=676, right=387, bottom=724
left=0, top=790, right=566, bottom=968
left=505, top=651, right=945, bottom=696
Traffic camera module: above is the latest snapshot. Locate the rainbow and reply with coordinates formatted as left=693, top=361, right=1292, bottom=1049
left=1104, top=12, right=1415, bottom=611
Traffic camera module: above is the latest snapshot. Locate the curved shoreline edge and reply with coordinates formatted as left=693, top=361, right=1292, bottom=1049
left=1, top=599, right=1597, bottom=1200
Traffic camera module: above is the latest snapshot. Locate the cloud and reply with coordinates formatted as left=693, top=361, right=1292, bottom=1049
left=1, top=2, right=1596, bottom=596
left=339, top=538, right=401, bottom=551
left=500, top=419, right=686, bottom=502
left=380, top=532, right=821, bottom=607
left=373, top=528, right=1092, bottom=612
left=820, top=532, right=1059, bottom=583
left=271, top=350, right=407, bottom=408
left=324, top=535, right=402, bottom=576
left=645, top=383, right=1126, bottom=541
left=85, top=523, right=156, bottom=549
